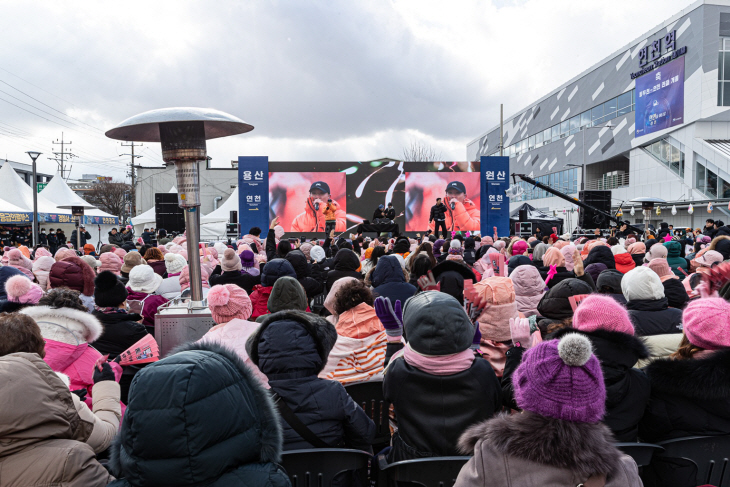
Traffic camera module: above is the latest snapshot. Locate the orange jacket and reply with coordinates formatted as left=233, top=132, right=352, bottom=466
left=291, top=198, right=347, bottom=232
left=428, top=198, right=480, bottom=232
left=323, top=203, right=338, bottom=221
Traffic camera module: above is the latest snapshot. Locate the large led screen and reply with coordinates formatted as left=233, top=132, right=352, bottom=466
left=635, top=56, right=685, bottom=137
left=404, top=171, right=481, bottom=231
left=268, top=172, right=347, bottom=232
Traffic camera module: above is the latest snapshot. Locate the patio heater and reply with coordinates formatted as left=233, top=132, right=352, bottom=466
left=629, top=197, right=667, bottom=240
left=106, top=108, right=253, bottom=354
left=57, top=202, right=96, bottom=254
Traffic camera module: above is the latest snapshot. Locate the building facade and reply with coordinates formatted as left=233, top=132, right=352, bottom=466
left=468, top=0, right=730, bottom=232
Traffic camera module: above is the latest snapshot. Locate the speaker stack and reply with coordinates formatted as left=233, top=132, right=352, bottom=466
left=155, top=193, right=186, bottom=234
left=578, top=190, right=611, bottom=228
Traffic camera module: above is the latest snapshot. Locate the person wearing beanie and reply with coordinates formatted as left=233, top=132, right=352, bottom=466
left=92, top=270, right=148, bottom=403
left=80, top=255, right=100, bottom=274
left=583, top=244, right=616, bottom=270
left=381, top=291, right=501, bottom=462
left=6, top=248, right=33, bottom=278
left=621, top=266, right=683, bottom=336
left=98, top=252, right=123, bottom=276
left=196, top=284, right=269, bottom=387
left=49, top=256, right=97, bottom=312
left=126, top=264, right=169, bottom=330
left=239, top=249, right=261, bottom=277
left=552, top=295, right=651, bottom=441
left=246, top=309, right=375, bottom=452
left=155, top=253, right=187, bottom=299
left=536, top=278, right=594, bottom=334
left=319, top=280, right=388, bottom=385
left=249, top=259, right=297, bottom=319
left=0, top=274, right=43, bottom=312
left=285, top=249, right=324, bottom=301
left=255, top=276, right=309, bottom=324
left=212, top=241, right=228, bottom=258
left=120, top=251, right=146, bottom=285
left=663, top=240, right=689, bottom=278
left=611, top=245, right=636, bottom=274
left=639, top=298, right=730, bottom=452
left=178, top=263, right=211, bottom=298
left=646, top=258, right=689, bottom=309
left=627, top=241, right=646, bottom=267
left=32, top=255, right=55, bottom=291
left=506, top=254, right=531, bottom=276
left=209, top=248, right=262, bottom=295
left=474, top=277, right=521, bottom=378
left=83, top=243, right=96, bottom=256
left=431, top=259, right=477, bottom=305
left=595, top=269, right=626, bottom=304
left=33, top=246, right=53, bottom=260
left=510, top=265, right=546, bottom=318
left=644, top=242, right=668, bottom=263
left=456, top=333, right=642, bottom=486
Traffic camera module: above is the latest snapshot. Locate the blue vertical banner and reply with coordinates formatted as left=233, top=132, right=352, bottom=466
left=238, top=156, right=269, bottom=238
left=481, top=156, right=510, bottom=238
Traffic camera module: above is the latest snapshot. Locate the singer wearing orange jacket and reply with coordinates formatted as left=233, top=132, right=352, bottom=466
left=428, top=180, right=480, bottom=232
left=291, top=181, right=347, bottom=232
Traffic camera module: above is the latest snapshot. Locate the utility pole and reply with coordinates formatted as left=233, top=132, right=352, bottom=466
left=50, top=132, right=77, bottom=179
left=121, top=142, right=142, bottom=216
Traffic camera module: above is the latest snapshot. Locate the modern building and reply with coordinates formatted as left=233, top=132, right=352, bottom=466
left=468, top=0, right=730, bottom=233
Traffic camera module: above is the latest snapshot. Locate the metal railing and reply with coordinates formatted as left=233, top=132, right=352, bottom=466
left=584, top=173, right=630, bottom=190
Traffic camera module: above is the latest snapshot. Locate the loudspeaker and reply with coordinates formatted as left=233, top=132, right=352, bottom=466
left=578, top=190, right=611, bottom=228
left=518, top=209, right=528, bottom=222
left=155, top=193, right=185, bottom=234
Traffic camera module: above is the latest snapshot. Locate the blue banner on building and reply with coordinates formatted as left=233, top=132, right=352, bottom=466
left=238, top=156, right=269, bottom=238
left=635, top=56, right=685, bottom=137
left=481, top=156, right=510, bottom=238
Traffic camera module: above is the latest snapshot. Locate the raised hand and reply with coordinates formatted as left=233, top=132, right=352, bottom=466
left=572, top=249, right=584, bottom=277
left=374, top=297, right=404, bottom=341
left=417, top=270, right=440, bottom=292
left=509, top=317, right=532, bottom=349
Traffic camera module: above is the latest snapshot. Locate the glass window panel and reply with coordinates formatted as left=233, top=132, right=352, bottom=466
left=708, top=168, right=719, bottom=197
left=721, top=178, right=730, bottom=199
left=543, top=128, right=551, bottom=144
left=604, top=111, right=617, bottom=122
left=560, top=120, right=569, bottom=135
left=720, top=82, right=724, bottom=106
left=720, top=52, right=725, bottom=81
left=725, top=38, right=730, bottom=50
left=724, top=82, right=730, bottom=106
left=696, top=163, right=706, bottom=193
left=618, top=106, right=631, bottom=116
left=618, top=92, right=632, bottom=109
left=604, top=97, right=617, bottom=115
left=581, top=111, right=591, bottom=127
left=592, top=105, right=604, bottom=121
left=725, top=52, right=730, bottom=80
left=521, top=139, right=528, bottom=152
left=632, top=89, right=635, bottom=105
left=679, top=151, right=685, bottom=178
left=535, top=132, right=543, bottom=145
left=570, top=115, right=580, bottom=134
left=528, top=135, right=536, bottom=149
left=552, top=125, right=560, bottom=142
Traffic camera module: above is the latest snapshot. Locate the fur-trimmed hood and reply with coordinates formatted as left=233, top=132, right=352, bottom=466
left=246, top=310, right=337, bottom=377
left=645, top=348, right=730, bottom=400
left=20, top=305, right=103, bottom=344
left=458, top=412, right=622, bottom=480
left=108, top=340, right=284, bottom=486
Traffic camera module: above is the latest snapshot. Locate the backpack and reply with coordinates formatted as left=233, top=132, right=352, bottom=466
left=127, top=294, right=150, bottom=315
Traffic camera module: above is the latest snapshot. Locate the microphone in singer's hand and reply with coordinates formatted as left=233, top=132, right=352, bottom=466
left=314, top=202, right=319, bottom=211
left=450, top=201, right=455, bottom=210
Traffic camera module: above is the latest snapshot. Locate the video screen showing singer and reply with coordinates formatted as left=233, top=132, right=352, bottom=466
left=428, top=180, right=480, bottom=232
left=291, top=181, right=347, bottom=233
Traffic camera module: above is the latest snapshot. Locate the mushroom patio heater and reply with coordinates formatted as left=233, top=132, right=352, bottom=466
left=629, top=196, right=667, bottom=240
left=106, top=108, right=253, bottom=306
left=57, top=201, right=97, bottom=254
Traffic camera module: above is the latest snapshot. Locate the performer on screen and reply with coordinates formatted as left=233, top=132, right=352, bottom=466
left=384, top=202, right=396, bottom=221
left=373, top=204, right=385, bottom=221
left=428, top=181, right=480, bottom=233
left=429, top=197, right=448, bottom=239
left=291, top=181, right=347, bottom=233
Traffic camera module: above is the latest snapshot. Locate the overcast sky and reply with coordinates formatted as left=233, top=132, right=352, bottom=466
left=0, top=0, right=695, bottom=181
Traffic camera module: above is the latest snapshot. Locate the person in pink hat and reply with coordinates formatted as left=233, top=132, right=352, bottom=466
left=179, top=264, right=211, bottom=299
left=98, top=252, right=123, bottom=276
left=552, top=294, right=650, bottom=442
left=0, top=274, right=43, bottom=312
left=32, top=256, right=55, bottom=291
left=640, top=297, right=730, bottom=446
left=6, top=248, right=33, bottom=278
left=197, top=284, right=268, bottom=386
left=33, top=247, right=53, bottom=260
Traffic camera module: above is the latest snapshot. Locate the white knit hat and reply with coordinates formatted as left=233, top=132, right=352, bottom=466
left=450, top=240, right=462, bottom=249
left=310, top=245, right=326, bottom=263
left=621, top=266, right=665, bottom=302
left=128, top=264, right=163, bottom=294
left=164, top=253, right=187, bottom=274
left=213, top=242, right=228, bottom=257
left=611, top=244, right=627, bottom=255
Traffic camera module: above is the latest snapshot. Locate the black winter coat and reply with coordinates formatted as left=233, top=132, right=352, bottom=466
left=626, top=297, right=683, bottom=336
left=384, top=357, right=501, bottom=462
left=507, top=255, right=532, bottom=276
left=537, top=266, right=576, bottom=289
left=429, top=202, right=447, bottom=222
left=92, top=310, right=147, bottom=404
left=431, top=260, right=476, bottom=305
left=70, top=230, right=92, bottom=250
left=209, top=270, right=261, bottom=295
left=552, top=328, right=651, bottom=442
left=326, top=249, right=363, bottom=292
left=285, top=250, right=324, bottom=300
left=640, top=349, right=730, bottom=442
left=662, top=278, right=690, bottom=309
left=247, top=310, right=375, bottom=451
left=583, top=246, right=616, bottom=269
left=107, top=341, right=291, bottom=487
left=596, top=270, right=627, bottom=304
left=371, top=255, right=417, bottom=305
left=108, top=231, right=124, bottom=246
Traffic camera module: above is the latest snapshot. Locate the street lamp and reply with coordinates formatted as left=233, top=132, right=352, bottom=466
left=105, top=107, right=253, bottom=305
left=26, top=151, right=41, bottom=247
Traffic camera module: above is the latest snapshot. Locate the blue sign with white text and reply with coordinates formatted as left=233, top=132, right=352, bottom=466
left=481, top=156, right=510, bottom=238
left=238, top=156, right=269, bottom=239
left=635, top=56, right=685, bottom=137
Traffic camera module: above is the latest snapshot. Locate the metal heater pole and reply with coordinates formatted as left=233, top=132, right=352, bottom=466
left=31, top=161, right=38, bottom=247
left=174, top=158, right=204, bottom=305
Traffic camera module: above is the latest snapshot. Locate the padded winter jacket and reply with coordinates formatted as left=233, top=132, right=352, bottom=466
left=370, top=255, right=417, bottom=305
left=326, top=249, right=364, bottom=292
left=427, top=198, right=480, bottom=233
left=509, top=265, right=545, bottom=318
left=552, top=328, right=650, bottom=442
left=291, top=198, right=347, bottom=233
left=664, top=240, right=689, bottom=278
left=107, top=342, right=291, bottom=486
left=285, top=250, right=324, bottom=300
left=583, top=245, right=616, bottom=269
left=209, top=270, right=261, bottom=295
left=247, top=310, right=375, bottom=451
left=625, top=297, right=683, bottom=336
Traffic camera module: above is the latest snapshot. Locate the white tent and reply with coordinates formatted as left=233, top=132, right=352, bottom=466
left=131, top=186, right=177, bottom=235
left=39, top=172, right=120, bottom=245
left=200, top=187, right=238, bottom=240
left=0, top=163, right=64, bottom=215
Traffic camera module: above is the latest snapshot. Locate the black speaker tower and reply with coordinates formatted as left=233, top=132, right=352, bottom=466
left=155, top=193, right=186, bottom=234
left=578, top=190, right=611, bottom=228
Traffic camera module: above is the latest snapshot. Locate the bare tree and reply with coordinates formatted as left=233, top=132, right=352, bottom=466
left=402, top=140, right=442, bottom=162
left=86, top=180, right=133, bottom=222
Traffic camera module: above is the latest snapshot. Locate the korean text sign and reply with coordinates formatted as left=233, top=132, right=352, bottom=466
left=238, top=156, right=269, bottom=238
left=481, top=156, right=510, bottom=237
left=635, top=56, right=685, bottom=137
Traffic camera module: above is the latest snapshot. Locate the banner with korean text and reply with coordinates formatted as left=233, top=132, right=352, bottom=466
left=238, top=156, right=269, bottom=238
left=481, top=156, right=510, bottom=238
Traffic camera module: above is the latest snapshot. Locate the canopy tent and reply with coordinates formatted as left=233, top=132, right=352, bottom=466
left=39, top=172, right=120, bottom=245
left=0, top=164, right=70, bottom=225
left=200, top=187, right=237, bottom=240
left=131, top=186, right=176, bottom=235
left=510, top=203, right=564, bottom=236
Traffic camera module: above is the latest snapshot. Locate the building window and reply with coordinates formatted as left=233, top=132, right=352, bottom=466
left=645, top=136, right=684, bottom=178
left=718, top=38, right=730, bottom=106
left=515, top=167, right=578, bottom=201
left=694, top=154, right=730, bottom=198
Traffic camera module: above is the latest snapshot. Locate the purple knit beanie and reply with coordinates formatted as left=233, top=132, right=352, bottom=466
left=513, top=333, right=605, bottom=423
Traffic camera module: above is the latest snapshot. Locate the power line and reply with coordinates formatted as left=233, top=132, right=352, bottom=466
left=0, top=67, right=80, bottom=110
left=121, top=141, right=143, bottom=215
left=50, top=132, right=76, bottom=179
